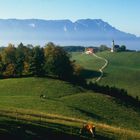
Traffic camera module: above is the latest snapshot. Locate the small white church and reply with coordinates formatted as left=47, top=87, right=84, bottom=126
left=110, top=40, right=120, bottom=52
left=111, top=40, right=115, bottom=52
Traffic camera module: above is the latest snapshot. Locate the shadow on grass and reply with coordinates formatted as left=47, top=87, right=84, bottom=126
left=87, top=82, right=140, bottom=111
left=73, top=107, right=105, bottom=122
left=80, top=69, right=107, bottom=79
left=0, top=117, right=113, bottom=140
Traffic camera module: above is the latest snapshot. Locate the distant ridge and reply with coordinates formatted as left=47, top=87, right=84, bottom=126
left=0, top=19, right=139, bottom=50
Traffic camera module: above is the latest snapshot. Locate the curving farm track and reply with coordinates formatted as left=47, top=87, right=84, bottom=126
left=93, top=53, right=108, bottom=82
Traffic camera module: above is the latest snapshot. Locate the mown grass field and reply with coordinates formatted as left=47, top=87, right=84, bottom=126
left=72, top=51, right=140, bottom=98
left=0, top=77, right=140, bottom=140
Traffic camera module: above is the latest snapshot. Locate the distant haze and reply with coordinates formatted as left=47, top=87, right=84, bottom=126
left=0, top=19, right=140, bottom=50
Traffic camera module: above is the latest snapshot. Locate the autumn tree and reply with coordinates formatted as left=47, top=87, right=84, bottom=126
left=44, top=42, right=73, bottom=79
left=22, top=44, right=33, bottom=75
left=1, top=44, right=16, bottom=77
left=3, top=63, right=15, bottom=77
left=23, top=61, right=30, bottom=75
left=72, top=63, right=83, bottom=76
left=2, top=43, right=16, bottom=65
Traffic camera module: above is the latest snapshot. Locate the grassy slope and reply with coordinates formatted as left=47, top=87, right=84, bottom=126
left=72, top=52, right=140, bottom=97
left=0, top=116, right=89, bottom=140
left=0, top=78, right=84, bottom=116
left=0, top=110, right=140, bottom=140
left=72, top=52, right=104, bottom=72
left=0, top=78, right=140, bottom=132
left=72, top=52, right=105, bottom=81
left=98, top=52, right=140, bottom=98
left=0, top=52, right=140, bottom=139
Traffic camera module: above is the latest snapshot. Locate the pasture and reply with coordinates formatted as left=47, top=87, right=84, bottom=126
left=0, top=77, right=140, bottom=139
left=72, top=51, right=140, bottom=97
left=0, top=51, right=140, bottom=139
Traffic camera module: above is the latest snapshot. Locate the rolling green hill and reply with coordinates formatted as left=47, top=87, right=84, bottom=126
left=72, top=52, right=140, bottom=97
left=72, top=52, right=105, bottom=81
left=0, top=51, right=140, bottom=139
left=98, top=52, right=140, bottom=98
left=0, top=77, right=140, bottom=139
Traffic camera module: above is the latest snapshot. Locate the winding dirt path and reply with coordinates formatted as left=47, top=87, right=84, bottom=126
left=93, top=53, right=108, bottom=82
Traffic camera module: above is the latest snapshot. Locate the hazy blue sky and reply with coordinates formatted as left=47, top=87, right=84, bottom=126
left=0, top=0, right=139, bottom=36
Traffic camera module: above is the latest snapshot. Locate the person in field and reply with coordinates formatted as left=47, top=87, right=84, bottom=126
left=80, top=123, right=96, bottom=138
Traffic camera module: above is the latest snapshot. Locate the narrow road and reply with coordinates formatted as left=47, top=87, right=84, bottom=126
left=93, top=53, right=108, bottom=82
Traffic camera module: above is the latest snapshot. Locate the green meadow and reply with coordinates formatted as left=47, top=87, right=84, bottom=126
left=0, top=51, right=140, bottom=140
left=72, top=52, right=140, bottom=97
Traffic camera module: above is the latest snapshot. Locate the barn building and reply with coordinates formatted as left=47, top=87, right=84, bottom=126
left=85, top=48, right=94, bottom=54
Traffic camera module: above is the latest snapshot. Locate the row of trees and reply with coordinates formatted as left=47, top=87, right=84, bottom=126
left=114, top=45, right=126, bottom=52
left=86, top=82, right=140, bottom=109
left=0, top=42, right=82, bottom=80
left=62, top=45, right=110, bottom=52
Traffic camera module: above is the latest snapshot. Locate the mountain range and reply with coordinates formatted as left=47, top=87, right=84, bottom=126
left=0, top=19, right=139, bottom=50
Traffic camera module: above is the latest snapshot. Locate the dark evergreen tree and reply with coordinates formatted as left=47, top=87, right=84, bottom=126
left=120, top=45, right=126, bottom=51
left=15, top=43, right=25, bottom=76
left=0, top=54, right=4, bottom=77
left=29, top=46, right=45, bottom=76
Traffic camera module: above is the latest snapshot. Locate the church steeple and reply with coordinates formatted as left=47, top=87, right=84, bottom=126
left=112, top=40, right=115, bottom=49
left=111, top=40, right=115, bottom=52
